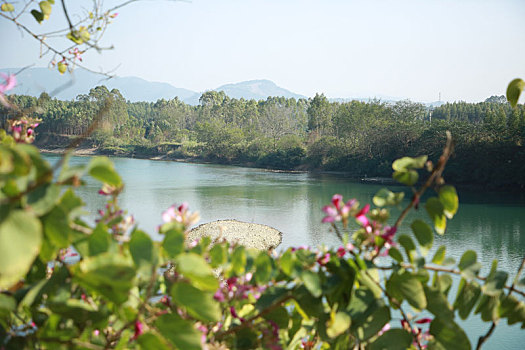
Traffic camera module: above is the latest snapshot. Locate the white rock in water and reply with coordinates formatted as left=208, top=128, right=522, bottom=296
left=187, top=220, right=282, bottom=251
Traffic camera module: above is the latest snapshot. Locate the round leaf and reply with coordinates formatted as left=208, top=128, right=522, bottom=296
left=506, top=78, right=525, bottom=108
left=170, top=282, right=220, bottom=322
left=0, top=211, right=43, bottom=289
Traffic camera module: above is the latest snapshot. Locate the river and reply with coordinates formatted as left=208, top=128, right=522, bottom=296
left=44, top=154, right=525, bottom=349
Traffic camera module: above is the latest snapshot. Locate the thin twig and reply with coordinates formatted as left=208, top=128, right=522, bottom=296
left=394, top=131, right=454, bottom=229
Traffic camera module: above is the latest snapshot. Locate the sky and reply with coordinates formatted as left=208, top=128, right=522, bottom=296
left=1, top=0, right=525, bottom=102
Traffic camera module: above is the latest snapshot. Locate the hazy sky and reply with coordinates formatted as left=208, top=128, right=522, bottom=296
left=1, top=0, right=525, bottom=102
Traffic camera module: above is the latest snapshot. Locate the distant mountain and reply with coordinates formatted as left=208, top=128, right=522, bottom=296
left=215, top=79, right=306, bottom=100
left=3, top=68, right=309, bottom=104
left=3, top=67, right=196, bottom=102
left=1, top=67, right=451, bottom=106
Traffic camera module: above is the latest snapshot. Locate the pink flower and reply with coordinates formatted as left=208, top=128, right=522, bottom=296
left=355, top=204, right=370, bottom=227
left=93, top=329, right=100, bottom=336
left=133, top=320, right=144, bottom=339
left=336, top=246, right=346, bottom=257
left=69, top=48, right=83, bottom=62
left=379, top=226, right=397, bottom=255
left=331, top=194, right=343, bottom=210
left=0, top=73, right=16, bottom=108
left=415, top=318, right=432, bottom=324
left=0, top=73, right=16, bottom=93
left=213, top=289, right=225, bottom=302
left=322, top=205, right=339, bottom=223
left=161, top=202, right=199, bottom=227
left=317, top=253, right=331, bottom=265
left=322, top=194, right=356, bottom=224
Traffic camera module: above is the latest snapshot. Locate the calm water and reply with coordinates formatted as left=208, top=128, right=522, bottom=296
left=45, top=154, right=525, bottom=349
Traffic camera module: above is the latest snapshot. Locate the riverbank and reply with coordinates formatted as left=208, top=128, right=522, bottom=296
left=38, top=146, right=524, bottom=192
left=39, top=146, right=400, bottom=186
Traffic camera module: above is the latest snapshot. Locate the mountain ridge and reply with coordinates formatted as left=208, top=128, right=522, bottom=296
left=2, top=67, right=444, bottom=106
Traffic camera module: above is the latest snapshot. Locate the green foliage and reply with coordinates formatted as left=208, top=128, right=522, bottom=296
left=0, top=129, right=523, bottom=350
left=507, top=78, right=525, bottom=108
left=5, top=86, right=524, bottom=189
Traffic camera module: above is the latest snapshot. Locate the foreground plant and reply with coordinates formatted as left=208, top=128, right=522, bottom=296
left=1, top=110, right=524, bottom=349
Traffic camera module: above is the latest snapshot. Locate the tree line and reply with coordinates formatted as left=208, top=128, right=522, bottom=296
left=2, top=87, right=525, bottom=189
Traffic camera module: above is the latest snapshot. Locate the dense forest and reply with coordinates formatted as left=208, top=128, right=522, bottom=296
left=2, top=86, right=525, bottom=189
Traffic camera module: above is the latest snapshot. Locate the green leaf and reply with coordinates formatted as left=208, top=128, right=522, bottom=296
left=26, top=184, right=61, bottom=216
left=263, top=306, right=290, bottom=329
left=483, top=271, right=508, bottom=296
left=174, top=253, right=218, bottom=291
left=458, top=250, right=481, bottom=280
left=42, top=206, right=70, bottom=249
left=397, top=234, right=416, bottom=263
left=393, top=170, right=418, bottom=186
left=506, top=78, right=525, bottom=108
left=388, top=247, right=403, bottom=263
left=47, top=298, right=105, bottom=323
left=162, top=228, right=184, bottom=258
left=0, top=210, right=42, bottom=289
left=31, top=9, right=44, bottom=23
left=370, top=329, right=412, bottom=350
left=386, top=271, right=427, bottom=310
left=72, top=253, right=135, bottom=304
left=0, top=294, right=15, bottom=322
left=355, top=303, right=390, bottom=341
left=499, top=295, right=521, bottom=321
left=209, top=244, right=227, bottom=268
left=453, top=279, right=481, bottom=320
left=255, top=286, right=290, bottom=311
left=439, top=185, right=458, bottom=219
left=475, top=295, right=500, bottom=322
left=254, top=252, right=273, bottom=284
left=392, top=155, right=428, bottom=171
left=348, top=288, right=390, bottom=340
left=88, top=223, right=111, bottom=257
left=429, top=318, right=471, bottom=350
left=506, top=301, right=525, bottom=325
left=234, top=328, right=258, bottom=349
left=230, top=246, right=247, bottom=275
left=432, top=246, right=446, bottom=265
left=1, top=3, right=15, bottom=12
left=424, top=286, right=454, bottom=320
left=39, top=1, right=52, bottom=19
left=411, top=219, right=433, bottom=254
left=88, top=157, right=122, bottom=186
left=155, top=314, right=202, bottom=350
left=357, top=269, right=382, bottom=298
left=137, top=332, right=171, bottom=350
left=425, top=197, right=446, bottom=235
left=433, top=273, right=453, bottom=296
left=373, top=188, right=405, bottom=207
left=170, top=282, right=220, bottom=322
left=301, top=270, right=322, bottom=298
left=326, top=311, right=351, bottom=338
left=129, top=230, right=155, bottom=268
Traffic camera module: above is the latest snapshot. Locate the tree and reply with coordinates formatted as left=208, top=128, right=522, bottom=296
left=307, top=93, right=332, bottom=136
